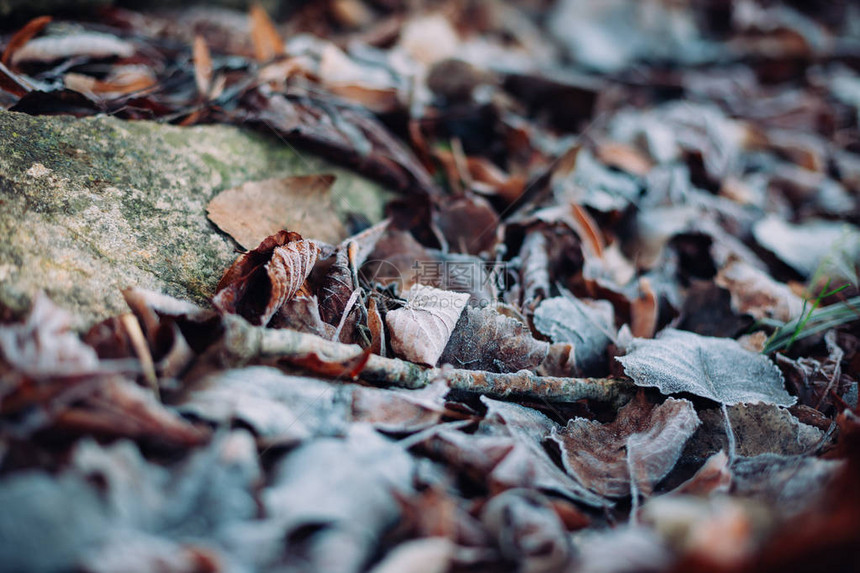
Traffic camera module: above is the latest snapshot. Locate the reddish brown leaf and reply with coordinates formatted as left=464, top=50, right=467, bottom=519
left=1, top=15, right=52, bottom=67
left=213, top=230, right=319, bottom=326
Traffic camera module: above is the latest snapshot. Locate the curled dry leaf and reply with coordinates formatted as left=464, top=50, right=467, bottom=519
left=439, top=304, right=549, bottom=373
left=207, top=175, right=343, bottom=250
left=617, top=328, right=796, bottom=407
left=213, top=230, right=319, bottom=326
left=551, top=393, right=700, bottom=497
left=386, top=285, right=469, bottom=366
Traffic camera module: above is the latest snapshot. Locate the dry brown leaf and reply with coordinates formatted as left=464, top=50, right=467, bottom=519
left=439, top=305, right=548, bottom=373
left=432, top=195, right=500, bottom=256
left=319, top=219, right=389, bottom=326
left=715, top=258, right=803, bottom=322
left=63, top=66, right=156, bottom=96
left=207, top=175, right=343, bottom=249
left=595, top=141, right=654, bottom=176
left=631, top=277, right=658, bottom=338
left=386, top=285, right=469, bottom=366
left=1, top=15, right=51, bottom=67
left=213, top=230, right=319, bottom=326
left=192, top=34, right=213, bottom=97
left=551, top=393, right=700, bottom=497
left=249, top=4, right=285, bottom=62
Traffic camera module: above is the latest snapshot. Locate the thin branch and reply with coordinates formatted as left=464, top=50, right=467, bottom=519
left=213, top=316, right=635, bottom=406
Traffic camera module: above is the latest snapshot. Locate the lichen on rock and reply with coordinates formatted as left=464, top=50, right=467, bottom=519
left=0, top=110, right=391, bottom=327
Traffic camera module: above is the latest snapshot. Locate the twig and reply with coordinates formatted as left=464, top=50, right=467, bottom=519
left=214, top=315, right=635, bottom=406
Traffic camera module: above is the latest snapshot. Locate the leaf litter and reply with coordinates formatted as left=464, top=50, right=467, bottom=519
left=2, top=1, right=860, bottom=572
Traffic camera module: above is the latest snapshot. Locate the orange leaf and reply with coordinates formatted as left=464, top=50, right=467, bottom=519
left=192, top=34, right=213, bottom=98
left=1, top=15, right=51, bottom=67
left=249, top=4, right=285, bottom=62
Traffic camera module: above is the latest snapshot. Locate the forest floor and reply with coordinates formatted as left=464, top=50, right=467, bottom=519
left=1, top=2, right=860, bottom=572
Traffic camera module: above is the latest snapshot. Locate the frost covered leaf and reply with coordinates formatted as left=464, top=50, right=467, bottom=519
left=178, top=366, right=351, bottom=440
left=481, top=490, right=572, bottom=572
left=617, top=328, right=795, bottom=406
left=11, top=31, right=135, bottom=65
left=533, top=295, right=614, bottom=375
left=213, top=230, right=319, bottom=326
left=439, top=305, right=549, bottom=373
left=351, top=381, right=449, bottom=433
left=0, top=292, right=99, bottom=380
left=752, top=216, right=860, bottom=279
left=684, top=403, right=823, bottom=461
left=550, top=394, right=700, bottom=497
left=207, top=175, right=344, bottom=250
left=386, top=285, right=469, bottom=366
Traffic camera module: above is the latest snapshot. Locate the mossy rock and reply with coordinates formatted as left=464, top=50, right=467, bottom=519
left=0, top=110, right=391, bottom=327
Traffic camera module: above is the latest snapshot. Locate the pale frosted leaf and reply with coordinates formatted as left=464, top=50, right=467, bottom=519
left=439, top=305, right=549, bottom=373
left=753, top=216, right=860, bottom=278
left=551, top=394, right=700, bottom=497
left=386, top=285, right=468, bottom=366
left=533, top=296, right=613, bottom=375
left=617, top=328, right=795, bottom=406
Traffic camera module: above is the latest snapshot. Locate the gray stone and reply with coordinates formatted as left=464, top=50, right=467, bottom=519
left=0, top=110, right=391, bottom=327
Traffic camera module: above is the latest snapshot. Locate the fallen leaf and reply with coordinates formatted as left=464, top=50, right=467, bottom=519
left=533, top=295, right=615, bottom=375
left=481, top=489, right=572, bottom=572
left=684, top=403, right=824, bottom=461
left=319, top=219, right=389, bottom=325
left=179, top=366, right=351, bottom=440
left=386, top=285, right=469, bottom=366
left=731, top=454, right=843, bottom=519
left=192, top=34, right=213, bottom=97
left=439, top=304, right=549, bottom=373
left=249, top=4, right=285, bottom=62
left=351, top=381, right=449, bottom=433
left=1, top=15, right=52, bottom=67
left=213, top=230, right=319, bottom=326
left=11, top=31, right=135, bottom=65
left=715, top=258, right=804, bottom=322
left=551, top=394, right=700, bottom=497
left=617, top=328, right=796, bottom=406
left=0, top=292, right=100, bottom=381
left=753, top=216, right=860, bottom=278
left=207, top=175, right=343, bottom=250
